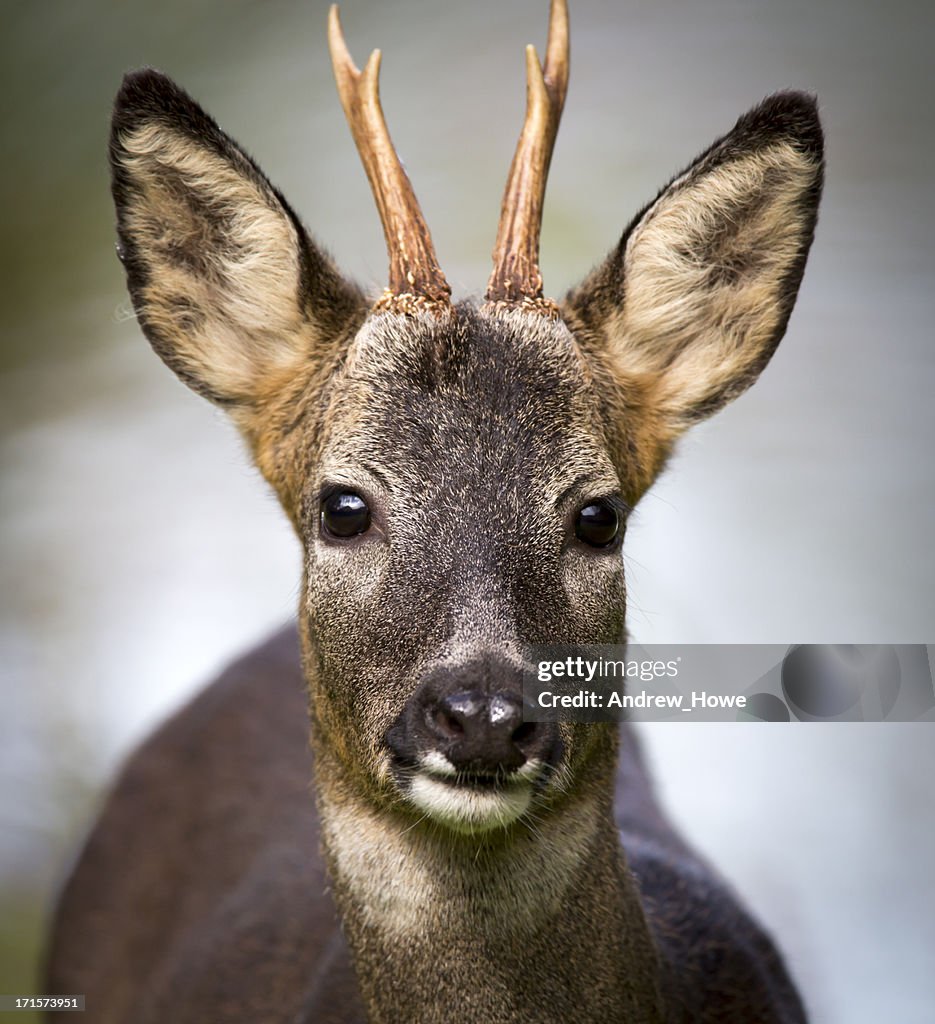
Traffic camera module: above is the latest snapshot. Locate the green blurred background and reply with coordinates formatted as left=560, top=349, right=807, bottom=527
left=2, top=1, right=934, bottom=1021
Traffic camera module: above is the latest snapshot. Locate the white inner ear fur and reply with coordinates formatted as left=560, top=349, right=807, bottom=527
left=118, top=123, right=307, bottom=400
left=615, top=141, right=818, bottom=419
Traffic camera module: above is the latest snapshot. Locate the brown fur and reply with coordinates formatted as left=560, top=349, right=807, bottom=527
left=47, top=53, right=822, bottom=1024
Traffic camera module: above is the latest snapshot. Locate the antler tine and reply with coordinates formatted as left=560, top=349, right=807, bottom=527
left=328, top=5, right=451, bottom=314
left=485, top=0, right=569, bottom=314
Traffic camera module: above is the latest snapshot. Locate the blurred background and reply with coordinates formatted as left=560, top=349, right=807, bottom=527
left=2, top=0, right=933, bottom=1020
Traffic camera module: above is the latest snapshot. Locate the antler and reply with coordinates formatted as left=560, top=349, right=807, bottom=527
left=486, top=0, right=569, bottom=314
left=328, top=5, right=451, bottom=314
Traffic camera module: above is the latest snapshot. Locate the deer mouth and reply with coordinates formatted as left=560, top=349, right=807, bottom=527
left=390, top=751, right=546, bottom=834
left=384, top=686, right=562, bottom=833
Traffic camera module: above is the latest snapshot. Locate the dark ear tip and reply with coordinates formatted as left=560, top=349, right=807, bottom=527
left=739, top=90, right=824, bottom=160
left=112, top=67, right=204, bottom=141
left=114, top=67, right=177, bottom=112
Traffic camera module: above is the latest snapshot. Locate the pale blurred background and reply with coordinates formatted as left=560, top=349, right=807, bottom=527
left=1, top=0, right=933, bottom=1020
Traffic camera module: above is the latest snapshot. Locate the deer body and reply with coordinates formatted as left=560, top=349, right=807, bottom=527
left=47, top=3, right=822, bottom=1021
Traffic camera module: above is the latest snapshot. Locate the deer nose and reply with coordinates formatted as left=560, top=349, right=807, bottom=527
left=422, top=689, right=542, bottom=774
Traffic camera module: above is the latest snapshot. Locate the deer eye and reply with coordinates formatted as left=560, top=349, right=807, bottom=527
left=575, top=501, right=620, bottom=548
left=322, top=491, right=371, bottom=538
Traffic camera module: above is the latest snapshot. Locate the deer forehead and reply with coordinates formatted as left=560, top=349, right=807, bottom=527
left=309, top=307, right=619, bottom=504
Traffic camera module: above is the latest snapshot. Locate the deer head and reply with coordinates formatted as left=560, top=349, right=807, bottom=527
left=109, top=0, right=822, bottom=837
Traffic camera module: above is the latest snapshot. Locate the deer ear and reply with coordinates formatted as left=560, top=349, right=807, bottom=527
left=564, top=91, right=823, bottom=433
left=110, top=69, right=365, bottom=408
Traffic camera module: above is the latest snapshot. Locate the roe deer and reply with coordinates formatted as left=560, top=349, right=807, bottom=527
left=47, top=2, right=823, bottom=1021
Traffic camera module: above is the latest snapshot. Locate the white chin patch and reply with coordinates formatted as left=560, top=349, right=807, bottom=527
left=407, top=773, right=533, bottom=835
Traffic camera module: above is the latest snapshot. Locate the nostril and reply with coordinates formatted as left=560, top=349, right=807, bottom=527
left=511, top=720, right=537, bottom=747
left=432, top=708, right=464, bottom=739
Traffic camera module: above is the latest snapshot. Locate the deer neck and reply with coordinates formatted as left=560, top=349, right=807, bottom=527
left=314, top=748, right=664, bottom=1024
